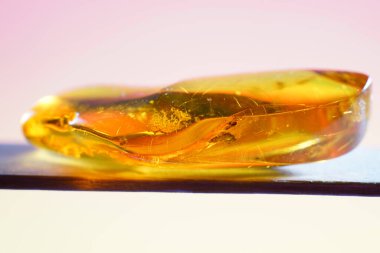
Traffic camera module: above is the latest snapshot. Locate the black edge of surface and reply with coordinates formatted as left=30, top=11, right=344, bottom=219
left=1, top=144, right=380, bottom=196
left=0, top=175, right=379, bottom=196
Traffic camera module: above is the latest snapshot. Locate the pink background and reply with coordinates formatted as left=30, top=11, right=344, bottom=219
left=1, top=1, right=380, bottom=252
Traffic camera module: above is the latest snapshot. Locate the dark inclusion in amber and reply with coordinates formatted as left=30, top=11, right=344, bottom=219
left=22, top=70, right=371, bottom=168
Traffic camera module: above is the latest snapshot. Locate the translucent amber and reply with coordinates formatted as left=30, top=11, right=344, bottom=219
left=22, top=70, right=371, bottom=168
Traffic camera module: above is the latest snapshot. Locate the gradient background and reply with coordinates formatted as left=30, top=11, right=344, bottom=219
left=1, top=1, right=380, bottom=252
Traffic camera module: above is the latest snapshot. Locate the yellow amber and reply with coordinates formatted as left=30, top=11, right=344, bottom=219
left=22, top=70, right=371, bottom=168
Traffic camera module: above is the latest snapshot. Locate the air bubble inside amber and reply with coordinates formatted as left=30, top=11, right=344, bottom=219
left=22, top=70, right=371, bottom=168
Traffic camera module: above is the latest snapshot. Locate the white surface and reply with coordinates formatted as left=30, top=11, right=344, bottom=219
left=1, top=191, right=380, bottom=253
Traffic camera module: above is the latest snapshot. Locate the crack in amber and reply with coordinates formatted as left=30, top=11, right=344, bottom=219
left=22, top=70, right=371, bottom=168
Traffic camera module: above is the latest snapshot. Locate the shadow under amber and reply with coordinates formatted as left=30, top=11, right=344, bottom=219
left=0, top=144, right=289, bottom=182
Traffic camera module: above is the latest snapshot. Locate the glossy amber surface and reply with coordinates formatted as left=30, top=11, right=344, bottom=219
left=22, top=70, right=371, bottom=168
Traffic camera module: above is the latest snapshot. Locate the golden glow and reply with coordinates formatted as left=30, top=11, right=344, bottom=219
left=22, top=70, right=371, bottom=169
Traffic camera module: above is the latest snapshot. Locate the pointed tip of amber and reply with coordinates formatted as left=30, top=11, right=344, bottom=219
left=313, top=69, right=371, bottom=90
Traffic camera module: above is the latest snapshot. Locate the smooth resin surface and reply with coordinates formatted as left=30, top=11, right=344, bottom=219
left=22, top=70, right=371, bottom=168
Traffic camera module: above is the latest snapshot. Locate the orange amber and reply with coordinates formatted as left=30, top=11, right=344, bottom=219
left=22, top=70, right=371, bottom=168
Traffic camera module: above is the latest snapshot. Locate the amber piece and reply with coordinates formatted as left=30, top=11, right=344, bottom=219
left=22, top=70, right=371, bottom=168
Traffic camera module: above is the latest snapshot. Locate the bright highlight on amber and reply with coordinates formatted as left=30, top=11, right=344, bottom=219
left=22, top=70, right=371, bottom=168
